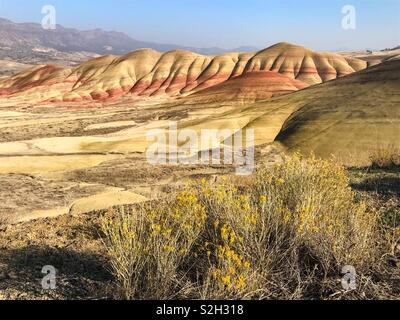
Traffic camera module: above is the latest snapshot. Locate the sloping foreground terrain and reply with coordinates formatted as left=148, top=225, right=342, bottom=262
left=0, top=154, right=399, bottom=300
left=254, top=59, right=400, bottom=163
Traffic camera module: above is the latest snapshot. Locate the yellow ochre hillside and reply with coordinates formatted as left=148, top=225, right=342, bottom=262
left=274, top=59, right=400, bottom=163
left=0, top=42, right=368, bottom=105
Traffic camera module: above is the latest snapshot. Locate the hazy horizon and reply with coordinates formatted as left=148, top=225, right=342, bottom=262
left=0, top=0, right=399, bottom=51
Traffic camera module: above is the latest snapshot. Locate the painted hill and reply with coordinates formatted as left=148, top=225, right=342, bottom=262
left=272, top=59, right=400, bottom=162
left=0, top=42, right=368, bottom=106
left=187, top=71, right=307, bottom=104
left=175, top=59, right=399, bottom=165
left=0, top=50, right=396, bottom=174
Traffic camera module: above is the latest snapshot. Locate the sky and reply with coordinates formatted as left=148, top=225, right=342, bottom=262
left=0, top=0, right=399, bottom=51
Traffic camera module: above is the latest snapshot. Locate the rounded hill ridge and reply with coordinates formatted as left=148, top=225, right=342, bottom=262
left=0, top=42, right=368, bottom=104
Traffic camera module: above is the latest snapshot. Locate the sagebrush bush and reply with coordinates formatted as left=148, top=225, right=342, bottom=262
left=101, top=194, right=206, bottom=299
left=370, top=145, right=400, bottom=168
left=101, top=154, right=380, bottom=299
left=251, top=155, right=378, bottom=296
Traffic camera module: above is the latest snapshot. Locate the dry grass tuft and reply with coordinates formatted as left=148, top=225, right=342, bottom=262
left=370, top=145, right=400, bottom=169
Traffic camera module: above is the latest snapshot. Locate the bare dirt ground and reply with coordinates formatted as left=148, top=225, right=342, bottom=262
left=0, top=93, right=285, bottom=224
left=0, top=165, right=398, bottom=300
left=0, top=100, right=229, bottom=223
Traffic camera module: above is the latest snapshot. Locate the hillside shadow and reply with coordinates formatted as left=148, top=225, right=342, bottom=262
left=1, top=245, right=112, bottom=299
left=349, top=167, right=400, bottom=195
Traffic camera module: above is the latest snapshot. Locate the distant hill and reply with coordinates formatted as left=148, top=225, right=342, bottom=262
left=0, top=18, right=258, bottom=65
left=0, top=60, right=32, bottom=77
left=381, top=45, right=400, bottom=51
left=0, top=42, right=367, bottom=105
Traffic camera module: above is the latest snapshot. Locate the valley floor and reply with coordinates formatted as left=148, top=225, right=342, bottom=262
left=0, top=100, right=233, bottom=223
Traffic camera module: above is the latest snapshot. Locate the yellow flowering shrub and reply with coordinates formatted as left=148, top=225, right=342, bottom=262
left=101, top=190, right=206, bottom=299
left=101, top=154, right=379, bottom=299
left=254, top=154, right=378, bottom=273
